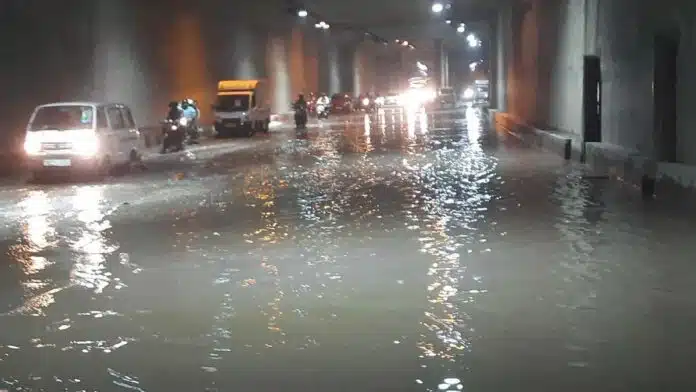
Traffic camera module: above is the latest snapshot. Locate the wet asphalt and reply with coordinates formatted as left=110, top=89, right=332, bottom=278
left=1, top=108, right=695, bottom=391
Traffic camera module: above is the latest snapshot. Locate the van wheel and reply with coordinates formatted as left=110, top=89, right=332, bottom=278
left=29, top=170, right=44, bottom=184
left=129, top=149, right=145, bottom=171
left=97, top=156, right=112, bottom=179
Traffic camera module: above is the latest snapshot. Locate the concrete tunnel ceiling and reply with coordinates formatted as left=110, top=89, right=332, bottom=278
left=298, top=0, right=504, bottom=43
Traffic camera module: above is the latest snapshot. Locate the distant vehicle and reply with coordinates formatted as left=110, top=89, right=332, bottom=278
left=160, top=118, right=185, bottom=153
left=316, top=103, right=329, bottom=119
left=382, top=92, right=401, bottom=107
left=306, top=92, right=317, bottom=114
left=330, top=94, right=354, bottom=113
left=473, top=80, right=489, bottom=106
left=213, top=80, right=271, bottom=137
left=437, top=87, right=457, bottom=109
left=462, top=86, right=476, bottom=103
left=23, top=101, right=145, bottom=180
left=357, top=94, right=378, bottom=112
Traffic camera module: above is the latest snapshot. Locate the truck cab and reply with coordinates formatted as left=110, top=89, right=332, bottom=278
left=213, top=80, right=271, bottom=137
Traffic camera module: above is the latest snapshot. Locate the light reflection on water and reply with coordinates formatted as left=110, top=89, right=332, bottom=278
left=400, top=111, right=495, bottom=389
left=6, top=190, right=59, bottom=314
left=69, top=185, right=118, bottom=294
left=1, top=109, right=695, bottom=390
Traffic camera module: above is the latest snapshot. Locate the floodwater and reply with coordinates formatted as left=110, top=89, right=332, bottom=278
left=1, top=108, right=695, bottom=391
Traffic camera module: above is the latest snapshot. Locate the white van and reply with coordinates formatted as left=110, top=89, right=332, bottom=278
left=23, top=102, right=145, bottom=178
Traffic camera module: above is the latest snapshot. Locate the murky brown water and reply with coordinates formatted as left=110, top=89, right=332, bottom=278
left=1, top=108, right=695, bottom=391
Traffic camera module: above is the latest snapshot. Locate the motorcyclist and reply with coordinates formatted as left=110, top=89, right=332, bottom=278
left=294, top=94, right=308, bottom=111
left=162, top=101, right=184, bottom=153
left=167, top=101, right=182, bottom=120
left=316, top=93, right=330, bottom=106
left=181, top=100, right=198, bottom=125
left=314, top=93, right=330, bottom=117
left=181, top=99, right=200, bottom=143
left=293, top=94, right=308, bottom=128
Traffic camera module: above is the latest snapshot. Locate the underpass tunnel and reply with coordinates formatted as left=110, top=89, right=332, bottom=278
left=0, top=0, right=508, bottom=139
left=0, top=0, right=501, bottom=148
left=0, top=0, right=385, bottom=141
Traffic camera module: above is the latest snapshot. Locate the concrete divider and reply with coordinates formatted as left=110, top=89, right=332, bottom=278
left=487, top=109, right=696, bottom=198
left=489, top=109, right=580, bottom=160
left=584, top=142, right=696, bottom=198
left=584, top=142, right=654, bottom=188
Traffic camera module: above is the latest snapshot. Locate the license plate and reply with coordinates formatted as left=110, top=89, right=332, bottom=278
left=225, top=123, right=237, bottom=128
left=43, top=159, right=71, bottom=167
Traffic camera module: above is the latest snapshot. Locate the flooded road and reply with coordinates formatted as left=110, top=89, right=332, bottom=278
left=1, top=108, right=695, bottom=391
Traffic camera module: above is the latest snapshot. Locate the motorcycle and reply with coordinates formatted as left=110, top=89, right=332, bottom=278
left=316, top=103, right=329, bottom=119
left=186, top=105, right=202, bottom=144
left=360, top=97, right=378, bottom=113
left=294, top=104, right=308, bottom=129
left=186, top=121, right=201, bottom=144
left=160, top=118, right=186, bottom=153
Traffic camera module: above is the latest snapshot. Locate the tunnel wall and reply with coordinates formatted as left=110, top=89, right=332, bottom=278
left=0, top=0, right=376, bottom=151
left=506, top=0, right=696, bottom=165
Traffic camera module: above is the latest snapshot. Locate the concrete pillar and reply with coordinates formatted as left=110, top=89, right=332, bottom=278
left=92, top=0, right=151, bottom=122
left=339, top=42, right=355, bottom=95
left=232, top=28, right=260, bottom=79
left=266, top=33, right=291, bottom=114
left=353, top=45, right=364, bottom=96
left=288, top=27, right=306, bottom=97
left=433, top=39, right=444, bottom=91
left=317, top=34, right=341, bottom=94
left=493, top=2, right=512, bottom=111
left=328, top=43, right=341, bottom=93
left=443, top=49, right=450, bottom=87
left=303, top=32, right=320, bottom=94
left=353, top=43, right=377, bottom=95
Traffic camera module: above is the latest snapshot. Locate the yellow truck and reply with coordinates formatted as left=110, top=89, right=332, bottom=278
left=212, top=80, right=271, bottom=137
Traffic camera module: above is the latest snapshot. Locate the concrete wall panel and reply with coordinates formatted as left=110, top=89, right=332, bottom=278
left=546, top=0, right=584, bottom=136
left=507, top=0, right=696, bottom=165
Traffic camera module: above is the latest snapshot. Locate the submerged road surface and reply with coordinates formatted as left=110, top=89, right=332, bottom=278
left=1, top=108, right=695, bottom=391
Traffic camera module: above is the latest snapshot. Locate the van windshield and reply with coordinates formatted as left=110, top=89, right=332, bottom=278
left=215, top=95, right=250, bottom=112
left=30, top=105, right=94, bottom=131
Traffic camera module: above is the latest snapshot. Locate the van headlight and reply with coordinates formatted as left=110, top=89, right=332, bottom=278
left=23, top=136, right=40, bottom=155
left=73, top=134, right=99, bottom=156
left=463, top=88, right=474, bottom=99
left=362, top=98, right=370, bottom=106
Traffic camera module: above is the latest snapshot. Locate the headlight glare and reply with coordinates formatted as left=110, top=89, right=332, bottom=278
left=24, top=137, right=40, bottom=155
